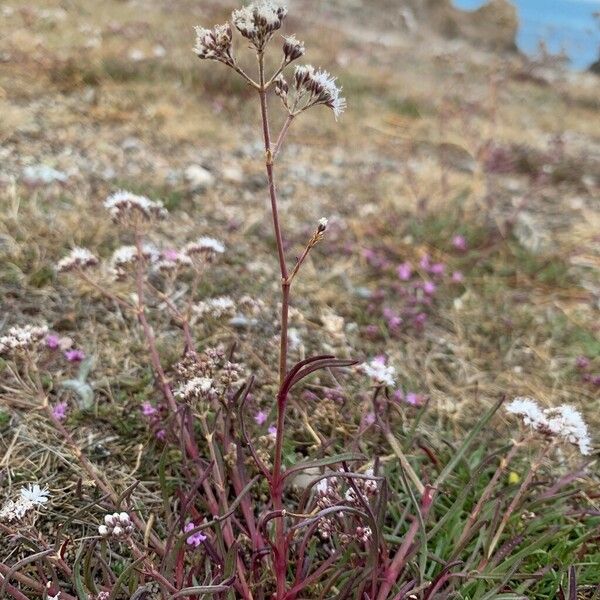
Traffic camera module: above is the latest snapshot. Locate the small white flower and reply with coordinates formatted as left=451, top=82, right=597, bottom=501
left=193, top=296, right=235, bottom=319
left=184, top=237, right=226, bottom=257
left=505, top=397, right=547, bottom=429
left=506, top=397, right=592, bottom=456
left=544, top=404, right=591, bottom=456
left=362, top=358, right=396, bottom=387
left=20, top=484, right=50, bottom=506
left=56, top=247, right=98, bottom=273
left=99, top=511, right=133, bottom=539
left=0, top=324, right=48, bottom=355
left=176, top=376, right=215, bottom=401
left=104, top=190, right=167, bottom=223
left=193, top=23, right=233, bottom=63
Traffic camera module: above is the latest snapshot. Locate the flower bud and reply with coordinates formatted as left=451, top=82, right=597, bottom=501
left=283, top=35, right=304, bottom=63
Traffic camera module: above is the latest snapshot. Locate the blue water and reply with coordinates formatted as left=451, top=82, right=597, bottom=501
left=452, top=0, right=600, bottom=69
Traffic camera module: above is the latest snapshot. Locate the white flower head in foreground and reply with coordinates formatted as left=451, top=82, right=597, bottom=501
left=505, top=397, right=547, bottom=429
left=193, top=23, right=234, bottom=63
left=56, top=247, right=99, bottom=273
left=0, top=484, right=50, bottom=523
left=294, top=64, right=346, bottom=119
left=232, top=1, right=287, bottom=51
left=0, top=324, right=48, bottom=356
left=98, top=512, right=133, bottom=539
left=193, top=296, right=236, bottom=319
left=362, top=357, right=396, bottom=387
left=506, top=397, right=592, bottom=455
left=317, top=217, right=328, bottom=232
left=176, top=376, right=215, bottom=401
left=544, top=405, right=591, bottom=456
left=20, top=484, right=50, bottom=505
left=104, top=190, right=167, bottom=223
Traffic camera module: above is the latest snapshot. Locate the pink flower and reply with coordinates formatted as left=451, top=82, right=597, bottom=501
left=452, top=235, right=467, bottom=251
left=383, top=308, right=402, bottom=330
left=392, top=389, right=404, bottom=403
left=163, top=248, right=180, bottom=261
left=413, top=313, right=427, bottom=328
left=364, top=412, right=375, bottom=425
left=397, top=262, right=412, bottom=281
left=65, top=349, right=85, bottom=362
left=451, top=271, right=464, bottom=283
left=184, top=522, right=206, bottom=547
left=268, top=424, right=277, bottom=438
left=422, top=281, right=436, bottom=295
left=155, top=429, right=166, bottom=441
left=430, top=263, right=445, bottom=276
left=141, top=402, right=157, bottom=417
left=576, top=356, right=590, bottom=370
left=46, top=334, right=60, bottom=349
left=419, top=254, right=431, bottom=271
left=52, top=401, right=69, bottom=422
left=254, top=410, right=267, bottom=425
left=405, top=392, right=423, bottom=406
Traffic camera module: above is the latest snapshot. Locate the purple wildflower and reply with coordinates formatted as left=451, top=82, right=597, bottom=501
left=163, top=248, right=180, bottom=261
left=52, top=401, right=69, bottom=422
left=364, top=412, right=375, bottom=425
left=254, top=410, right=267, bottom=425
left=451, top=271, right=464, bottom=283
left=575, top=356, right=590, bottom=370
left=141, top=402, right=157, bottom=417
left=268, top=424, right=277, bottom=438
left=419, top=254, right=431, bottom=271
left=46, top=334, right=60, bottom=350
left=430, top=263, right=445, bottom=276
left=65, top=349, right=85, bottom=362
left=397, top=262, right=412, bottom=281
left=184, top=522, right=206, bottom=547
left=405, top=392, right=423, bottom=406
left=422, top=281, right=436, bottom=295
left=452, top=235, right=467, bottom=251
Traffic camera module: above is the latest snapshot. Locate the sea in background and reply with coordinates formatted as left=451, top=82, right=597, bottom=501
left=452, top=0, right=600, bottom=70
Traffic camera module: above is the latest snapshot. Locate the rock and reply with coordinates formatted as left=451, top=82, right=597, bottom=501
left=22, top=164, right=68, bottom=185
left=184, top=165, right=215, bottom=190
left=222, top=164, right=244, bottom=184
left=407, top=0, right=518, bottom=52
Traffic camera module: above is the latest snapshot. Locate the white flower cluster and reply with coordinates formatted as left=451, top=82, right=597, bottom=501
left=184, top=236, right=226, bottom=259
left=193, top=23, right=234, bottom=63
left=0, top=484, right=50, bottom=522
left=104, top=190, right=168, bottom=223
left=362, top=358, right=396, bottom=387
left=194, top=296, right=236, bottom=319
left=110, top=244, right=158, bottom=278
left=175, top=376, right=215, bottom=401
left=506, top=397, right=592, bottom=455
left=154, top=251, right=193, bottom=273
left=98, top=512, right=133, bottom=539
left=0, top=324, right=48, bottom=356
left=232, top=1, right=287, bottom=51
left=293, top=65, right=346, bottom=119
left=56, top=247, right=99, bottom=273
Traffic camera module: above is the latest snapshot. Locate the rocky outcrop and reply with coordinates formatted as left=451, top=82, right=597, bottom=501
left=414, top=0, right=518, bottom=51
left=358, top=0, right=518, bottom=52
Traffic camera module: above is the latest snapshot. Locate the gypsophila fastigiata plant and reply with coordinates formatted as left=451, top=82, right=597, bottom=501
left=1, top=2, right=597, bottom=600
